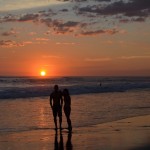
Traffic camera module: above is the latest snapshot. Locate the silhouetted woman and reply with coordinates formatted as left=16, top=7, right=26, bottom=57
left=63, top=89, right=72, bottom=131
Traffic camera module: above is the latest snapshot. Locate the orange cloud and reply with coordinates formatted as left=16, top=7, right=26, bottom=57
left=0, top=40, right=32, bottom=48
left=85, top=57, right=112, bottom=62
left=35, top=38, right=50, bottom=41
left=56, top=42, right=75, bottom=45
left=1, top=28, right=18, bottom=36
left=120, top=55, right=150, bottom=60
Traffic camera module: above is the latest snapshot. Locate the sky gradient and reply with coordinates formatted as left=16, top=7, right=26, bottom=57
left=0, top=0, right=150, bottom=76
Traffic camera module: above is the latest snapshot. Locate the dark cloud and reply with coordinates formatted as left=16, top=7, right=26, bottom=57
left=104, top=0, right=150, bottom=17
left=120, top=17, right=146, bottom=23
left=41, top=18, right=87, bottom=34
left=77, top=0, right=150, bottom=19
left=0, top=10, right=55, bottom=23
left=1, top=28, right=18, bottom=36
left=95, top=0, right=111, bottom=1
left=60, top=9, right=69, bottom=12
left=18, top=14, right=39, bottom=22
left=57, top=0, right=87, bottom=2
left=0, top=0, right=150, bottom=38
left=0, top=14, right=17, bottom=23
left=79, top=28, right=118, bottom=36
left=53, top=20, right=79, bottom=27
left=57, top=0, right=111, bottom=2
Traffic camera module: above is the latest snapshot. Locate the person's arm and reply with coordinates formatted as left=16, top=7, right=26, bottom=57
left=69, top=96, right=71, bottom=106
left=50, top=93, right=53, bottom=108
left=60, top=92, right=63, bottom=107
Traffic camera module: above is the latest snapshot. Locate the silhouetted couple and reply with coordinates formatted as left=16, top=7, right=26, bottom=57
left=50, top=85, right=72, bottom=131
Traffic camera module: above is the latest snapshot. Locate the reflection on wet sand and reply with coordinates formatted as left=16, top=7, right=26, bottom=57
left=54, top=131, right=73, bottom=150
left=66, top=132, right=73, bottom=150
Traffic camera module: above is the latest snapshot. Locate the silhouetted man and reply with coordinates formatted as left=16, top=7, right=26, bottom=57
left=50, top=85, right=63, bottom=130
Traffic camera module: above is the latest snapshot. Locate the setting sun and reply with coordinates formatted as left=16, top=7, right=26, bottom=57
left=40, top=71, right=46, bottom=76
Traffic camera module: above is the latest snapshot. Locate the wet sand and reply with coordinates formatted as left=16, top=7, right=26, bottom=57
left=0, top=115, right=149, bottom=150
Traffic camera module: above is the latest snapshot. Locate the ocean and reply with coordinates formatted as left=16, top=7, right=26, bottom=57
left=0, top=76, right=150, bottom=99
left=0, top=76, right=150, bottom=133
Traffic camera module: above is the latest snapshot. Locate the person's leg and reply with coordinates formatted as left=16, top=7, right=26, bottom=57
left=54, top=116, right=57, bottom=129
left=67, top=116, right=72, bottom=131
left=53, top=108, right=57, bottom=129
left=54, top=130, right=58, bottom=149
left=59, top=116, right=62, bottom=129
left=58, top=107, right=62, bottom=130
left=59, top=132, right=64, bottom=149
left=65, top=108, right=72, bottom=131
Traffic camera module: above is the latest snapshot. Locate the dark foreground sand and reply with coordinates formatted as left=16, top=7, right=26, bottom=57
left=0, top=115, right=150, bottom=150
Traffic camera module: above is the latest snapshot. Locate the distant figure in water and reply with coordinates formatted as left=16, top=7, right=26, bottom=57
left=63, top=89, right=72, bottom=131
left=99, top=82, right=102, bottom=87
left=50, top=85, right=63, bottom=130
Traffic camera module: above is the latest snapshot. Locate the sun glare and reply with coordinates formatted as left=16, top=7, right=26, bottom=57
left=40, top=71, right=46, bottom=76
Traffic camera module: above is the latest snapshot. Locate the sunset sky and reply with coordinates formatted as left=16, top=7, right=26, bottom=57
left=0, top=0, right=150, bottom=76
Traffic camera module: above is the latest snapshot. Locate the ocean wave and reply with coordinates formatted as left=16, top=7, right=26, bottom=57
left=0, top=79, right=150, bottom=99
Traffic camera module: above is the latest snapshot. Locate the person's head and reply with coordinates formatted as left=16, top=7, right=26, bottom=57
left=54, top=85, right=59, bottom=91
left=63, top=88, right=69, bottom=96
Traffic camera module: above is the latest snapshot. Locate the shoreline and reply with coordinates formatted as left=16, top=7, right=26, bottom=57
left=73, top=115, right=150, bottom=150
left=0, top=115, right=149, bottom=150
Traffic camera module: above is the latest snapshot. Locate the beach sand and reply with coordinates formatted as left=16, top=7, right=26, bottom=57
left=0, top=115, right=149, bottom=150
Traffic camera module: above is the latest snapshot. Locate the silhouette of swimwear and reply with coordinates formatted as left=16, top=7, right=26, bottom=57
left=50, top=85, right=63, bottom=130
left=63, top=89, right=72, bottom=131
